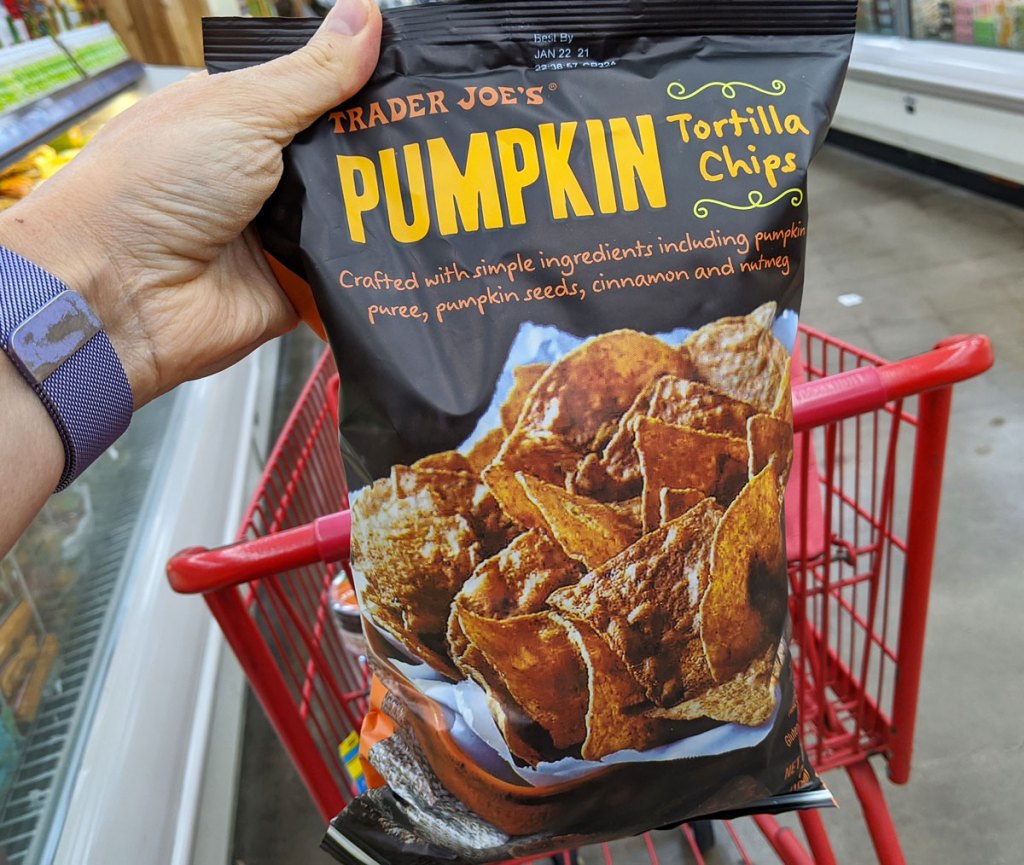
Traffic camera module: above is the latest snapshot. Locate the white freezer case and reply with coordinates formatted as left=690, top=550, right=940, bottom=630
left=834, top=34, right=1024, bottom=184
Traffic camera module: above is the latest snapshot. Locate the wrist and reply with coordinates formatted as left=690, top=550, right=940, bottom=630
left=0, top=193, right=145, bottom=407
left=0, top=238, right=134, bottom=491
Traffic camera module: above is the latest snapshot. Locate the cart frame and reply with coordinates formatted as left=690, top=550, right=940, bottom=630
left=169, top=326, right=992, bottom=865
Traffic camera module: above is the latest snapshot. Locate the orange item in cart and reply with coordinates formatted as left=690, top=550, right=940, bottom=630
left=357, top=677, right=390, bottom=791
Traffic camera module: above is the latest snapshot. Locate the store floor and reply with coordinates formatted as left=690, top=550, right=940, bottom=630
left=230, top=144, right=1024, bottom=865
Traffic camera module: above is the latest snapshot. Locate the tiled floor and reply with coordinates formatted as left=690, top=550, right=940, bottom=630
left=232, top=144, right=1024, bottom=865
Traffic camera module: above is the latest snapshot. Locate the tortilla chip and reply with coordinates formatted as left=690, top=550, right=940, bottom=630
left=447, top=602, right=473, bottom=662
left=649, top=641, right=779, bottom=727
left=517, top=473, right=640, bottom=570
left=593, top=379, right=661, bottom=492
left=647, top=377, right=760, bottom=439
left=500, top=363, right=549, bottom=433
left=566, top=451, right=618, bottom=500
left=517, top=330, right=690, bottom=449
left=466, top=428, right=506, bottom=475
left=549, top=499, right=723, bottom=707
left=361, top=593, right=461, bottom=677
left=412, top=451, right=474, bottom=473
left=450, top=531, right=586, bottom=760
left=634, top=417, right=748, bottom=530
left=455, top=529, right=584, bottom=619
left=559, top=617, right=676, bottom=760
left=391, top=465, right=475, bottom=509
left=448, top=613, right=545, bottom=764
left=596, top=377, right=760, bottom=499
left=658, top=488, right=707, bottom=528
left=482, top=428, right=582, bottom=530
left=351, top=470, right=485, bottom=674
left=393, top=465, right=513, bottom=554
left=684, top=302, right=790, bottom=415
left=607, top=496, right=643, bottom=535
left=771, top=356, right=793, bottom=425
left=747, top=414, right=793, bottom=488
left=456, top=606, right=588, bottom=752
left=700, top=466, right=788, bottom=683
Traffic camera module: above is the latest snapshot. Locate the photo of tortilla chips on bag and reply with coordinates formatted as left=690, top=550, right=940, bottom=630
left=353, top=304, right=796, bottom=773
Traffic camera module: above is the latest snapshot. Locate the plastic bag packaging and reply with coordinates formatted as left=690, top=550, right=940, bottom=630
left=204, top=2, right=856, bottom=862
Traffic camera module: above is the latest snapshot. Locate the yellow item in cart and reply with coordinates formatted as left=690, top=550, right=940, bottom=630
left=0, top=155, right=38, bottom=181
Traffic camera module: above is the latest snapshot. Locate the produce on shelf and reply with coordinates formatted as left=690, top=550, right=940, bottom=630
left=0, top=633, right=39, bottom=701
left=0, top=124, right=86, bottom=209
left=14, top=634, right=58, bottom=725
left=0, top=602, right=31, bottom=668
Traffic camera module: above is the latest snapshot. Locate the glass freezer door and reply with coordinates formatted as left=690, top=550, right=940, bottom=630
left=0, top=393, right=178, bottom=864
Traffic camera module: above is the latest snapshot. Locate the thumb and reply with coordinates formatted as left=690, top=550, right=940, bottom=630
left=239, top=0, right=382, bottom=138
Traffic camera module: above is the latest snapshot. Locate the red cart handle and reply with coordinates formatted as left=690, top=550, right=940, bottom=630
left=792, top=333, right=992, bottom=432
left=169, top=510, right=350, bottom=595
left=168, top=333, right=992, bottom=595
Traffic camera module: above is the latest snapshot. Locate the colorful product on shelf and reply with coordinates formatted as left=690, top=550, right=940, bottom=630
left=1, top=2, right=30, bottom=45
left=0, top=21, right=130, bottom=118
left=0, top=134, right=85, bottom=211
left=944, top=0, right=1024, bottom=47
left=0, top=0, right=103, bottom=47
left=0, top=36, right=84, bottom=114
left=954, top=0, right=978, bottom=41
left=57, top=21, right=130, bottom=74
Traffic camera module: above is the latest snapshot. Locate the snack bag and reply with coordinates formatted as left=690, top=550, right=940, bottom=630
left=204, top=2, right=856, bottom=862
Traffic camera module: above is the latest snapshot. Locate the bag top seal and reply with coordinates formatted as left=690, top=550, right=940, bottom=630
left=203, top=1, right=857, bottom=68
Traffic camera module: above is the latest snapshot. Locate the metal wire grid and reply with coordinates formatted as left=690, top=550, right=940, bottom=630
left=790, top=327, right=914, bottom=776
left=233, top=351, right=369, bottom=806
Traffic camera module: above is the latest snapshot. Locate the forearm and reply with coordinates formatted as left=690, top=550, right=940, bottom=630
left=0, top=200, right=118, bottom=559
left=0, top=351, right=63, bottom=557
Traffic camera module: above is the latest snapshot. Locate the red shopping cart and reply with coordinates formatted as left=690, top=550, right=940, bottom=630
left=168, top=325, right=992, bottom=865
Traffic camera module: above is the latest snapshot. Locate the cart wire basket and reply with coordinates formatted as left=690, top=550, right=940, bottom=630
left=168, top=325, right=992, bottom=865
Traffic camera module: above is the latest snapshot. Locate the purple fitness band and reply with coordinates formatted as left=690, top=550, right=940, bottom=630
left=0, top=246, right=133, bottom=492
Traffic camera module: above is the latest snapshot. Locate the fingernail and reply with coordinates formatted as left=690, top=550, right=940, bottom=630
left=323, top=0, right=370, bottom=36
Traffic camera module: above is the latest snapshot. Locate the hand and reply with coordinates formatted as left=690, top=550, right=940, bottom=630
left=0, top=0, right=382, bottom=407
left=0, top=0, right=381, bottom=556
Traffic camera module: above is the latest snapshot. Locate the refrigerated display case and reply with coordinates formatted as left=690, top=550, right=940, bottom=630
left=834, top=0, right=1024, bottom=184
left=0, top=51, right=294, bottom=865
left=908, top=0, right=1024, bottom=49
left=858, top=0, right=901, bottom=34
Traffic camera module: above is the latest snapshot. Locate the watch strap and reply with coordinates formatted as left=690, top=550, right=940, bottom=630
left=0, top=246, right=133, bottom=492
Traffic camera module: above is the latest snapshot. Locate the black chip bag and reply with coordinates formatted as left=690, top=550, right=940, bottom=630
left=203, top=2, right=856, bottom=862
